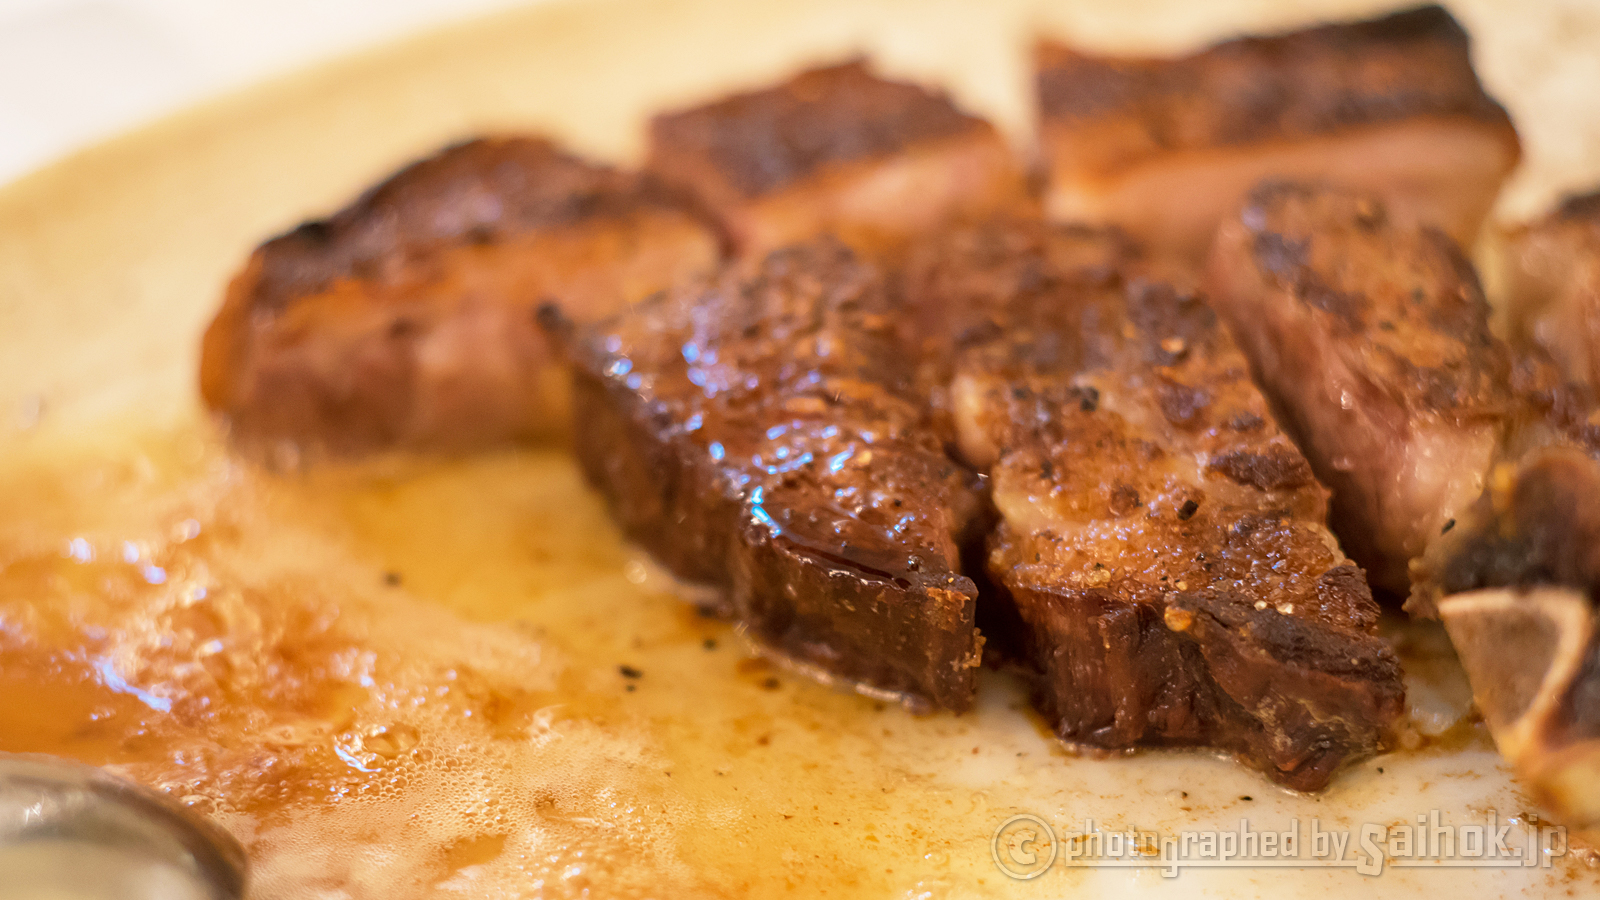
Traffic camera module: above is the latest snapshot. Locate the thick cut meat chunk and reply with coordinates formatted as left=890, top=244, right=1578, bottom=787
left=1502, top=191, right=1600, bottom=392
left=201, top=137, right=721, bottom=454
left=1037, top=5, right=1519, bottom=261
left=546, top=240, right=983, bottom=713
left=648, top=61, right=1029, bottom=258
left=903, top=222, right=1402, bottom=789
left=1207, top=181, right=1513, bottom=594
left=1409, top=447, right=1600, bottom=825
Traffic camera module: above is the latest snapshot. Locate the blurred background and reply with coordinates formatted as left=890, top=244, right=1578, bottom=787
left=3, top=0, right=1600, bottom=219
left=0, top=0, right=538, bottom=184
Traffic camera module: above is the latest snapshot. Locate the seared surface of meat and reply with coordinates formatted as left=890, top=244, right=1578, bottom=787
left=1503, top=191, right=1600, bottom=392
left=1213, top=182, right=1600, bottom=813
left=201, top=137, right=721, bottom=454
left=648, top=61, right=1029, bottom=258
left=1207, top=181, right=1514, bottom=594
left=903, top=222, right=1402, bottom=789
left=1037, top=5, right=1519, bottom=261
left=1408, top=447, right=1600, bottom=825
left=547, top=240, right=984, bottom=712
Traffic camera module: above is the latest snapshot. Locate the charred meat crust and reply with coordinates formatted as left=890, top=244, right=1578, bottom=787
left=201, top=137, right=721, bottom=453
left=546, top=240, right=984, bottom=712
left=646, top=60, right=1029, bottom=256
left=650, top=60, right=993, bottom=199
left=1037, top=5, right=1517, bottom=173
left=231, top=137, right=711, bottom=316
left=1207, top=181, right=1511, bottom=593
left=904, top=221, right=1402, bottom=788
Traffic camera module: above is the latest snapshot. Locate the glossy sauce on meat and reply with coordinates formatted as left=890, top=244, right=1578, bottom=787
left=547, top=240, right=984, bottom=712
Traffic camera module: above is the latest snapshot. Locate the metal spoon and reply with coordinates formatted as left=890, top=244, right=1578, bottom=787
left=0, top=753, right=247, bottom=900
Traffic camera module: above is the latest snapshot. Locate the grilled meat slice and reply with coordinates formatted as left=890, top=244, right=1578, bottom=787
left=1206, top=181, right=1515, bottom=595
left=1502, top=191, right=1600, bottom=392
left=903, top=222, right=1403, bottom=790
left=201, top=137, right=721, bottom=454
left=1408, top=447, right=1600, bottom=825
left=1224, top=183, right=1600, bottom=813
left=547, top=240, right=984, bottom=713
left=1037, top=5, right=1520, bottom=262
left=647, top=61, right=1030, bottom=259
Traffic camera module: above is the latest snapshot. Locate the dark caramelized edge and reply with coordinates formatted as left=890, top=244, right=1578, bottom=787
left=1037, top=5, right=1517, bottom=158
left=649, top=60, right=995, bottom=198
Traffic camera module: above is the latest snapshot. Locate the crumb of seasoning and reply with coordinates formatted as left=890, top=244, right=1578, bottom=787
left=1240, top=796, right=1253, bottom=802
left=1441, top=518, right=1456, bottom=535
left=702, top=638, right=717, bottom=651
left=625, top=684, right=636, bottom=692
left=761, top=676, right=781, bottom=690
left=1377, top=767, right=1384, bottom=774
left=1177, top=499, right=1200, bottom=521
left=383, top=571, right=402, bottom=587
left=619, top=665, right=643, bottom=679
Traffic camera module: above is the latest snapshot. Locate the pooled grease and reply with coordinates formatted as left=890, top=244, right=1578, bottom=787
left=0, top=415, right=1593, bottom=898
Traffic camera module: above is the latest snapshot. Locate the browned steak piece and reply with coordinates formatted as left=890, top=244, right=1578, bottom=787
left=902, top=222, right=1403, bottom=790
left=545, top=240, right=984, bottom=713
left=201, top=137, right=721, bottom=454
left=1406, top=447, right=1600, bottom=825
left=1502, top=191, right=1600, bottom=392
left=647, top=60, right=1030, bottom=259
left=1037, top=5, right=1519, bottom=262
left=1206, top=181, right=1515, bottom=595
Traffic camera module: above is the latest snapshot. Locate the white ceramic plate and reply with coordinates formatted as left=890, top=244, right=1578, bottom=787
left=2, top=0, right=1599, bottom=895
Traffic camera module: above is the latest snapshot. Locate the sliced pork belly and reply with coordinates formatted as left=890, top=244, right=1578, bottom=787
left=1407, top=447, right=1600, bottom=825
left=545, top=240, right=984, bottom=713
left=647, top=61, right=1030, bottom=259
left=1037, top=5, right=1520, bottom=262
left=1207, top=181, right=1515, bottom=595
left=201, top=137, right=721, bottom=454
left=1502, top=192, right=1600, bottom=391
left=903, top=222, right=1402, bottom=789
